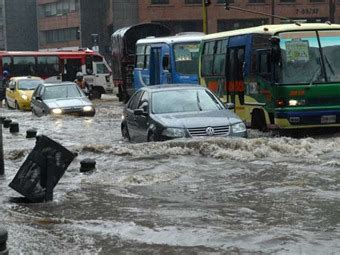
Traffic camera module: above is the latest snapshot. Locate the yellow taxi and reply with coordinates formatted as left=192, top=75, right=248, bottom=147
left=6, top=76, right=44, bottom=110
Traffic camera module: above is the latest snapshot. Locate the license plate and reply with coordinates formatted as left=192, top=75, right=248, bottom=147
left=321, top=115, right=336, bottom=124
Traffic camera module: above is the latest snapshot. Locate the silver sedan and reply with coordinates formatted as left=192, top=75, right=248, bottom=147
left=31, top=82, right=95, bottom=117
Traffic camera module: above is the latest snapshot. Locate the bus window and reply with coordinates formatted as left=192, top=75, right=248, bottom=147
left=202, top=41, right=215, bottom=76
left=174, top=42, right=200, bottom=75
left=85, top=55, right=93, bottom=74
left=12, top=56, right=36, bottom=76
left=2, top=57, right=11, bottom=74
left=257, top=50, right=271, bottom=81
left=136, top=45, right=145, bottom=68
left=213, top=40, right=227, bottom=76
left=37, top=56, right=59, bottom=76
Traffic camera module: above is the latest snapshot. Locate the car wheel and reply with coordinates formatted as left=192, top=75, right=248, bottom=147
left=15, top=101, right=20, bottom=110
left=5, top=99, right=10, bottom=109
left=121, top=123, right=131, bottom=141
left=251, top=108, right=267, bottom=131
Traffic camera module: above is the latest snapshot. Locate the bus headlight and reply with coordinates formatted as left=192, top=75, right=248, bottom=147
left=232, top=122, right=246, bottom=133
left=21, top=94, right=28, bottom=100
left=83, top=106, right=93, bottom=112
left=52, top=108, right=62, bottom=114
left=162, top=128, right=186, bottom=138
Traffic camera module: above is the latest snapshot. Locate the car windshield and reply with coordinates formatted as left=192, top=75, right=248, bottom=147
left=43, top=84, right=83, bottom=100
left=152, top=89, right=223, bottom=114
left=278, top=30, right=340, bottom=84
left=173, top=42, right=200, bottom=75
left=18, top=79, right=43, bottom=90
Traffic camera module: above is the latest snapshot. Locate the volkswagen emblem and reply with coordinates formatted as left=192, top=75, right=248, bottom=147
left=206, top=127, right=215, bottom=136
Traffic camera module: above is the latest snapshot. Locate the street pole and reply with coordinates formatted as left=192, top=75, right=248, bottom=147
left=0, top=117, right=4, bottom=176
left=202, top=0, right=208, bottom=34
left=271, top=0, right=275, bottom=24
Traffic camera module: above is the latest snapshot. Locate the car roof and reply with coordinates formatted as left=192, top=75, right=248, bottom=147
left=139, top=84, right=206, bottom=92
left=10, top=76, right=43, bottom=81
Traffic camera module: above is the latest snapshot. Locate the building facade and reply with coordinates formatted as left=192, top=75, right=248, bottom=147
left=139, top=0, right=338, bottom=34
left=0, top=0, right=38, bottom=51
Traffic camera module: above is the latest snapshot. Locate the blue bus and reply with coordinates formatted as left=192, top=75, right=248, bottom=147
left=133, top=32, right=203, bottom=90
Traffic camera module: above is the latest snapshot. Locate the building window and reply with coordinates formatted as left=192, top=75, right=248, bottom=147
left=43, top=0, right=79, bottom=17
left=217, top=0, right=234, bottom=3
left=45, top=27, right=79, bottom=43
left=248, top=0, right=266, bottom=3
left=280, top=0, right=295, bottom=2
left=151, top=0, right=169, bottom=4
left=310, top=0, right=325, bottom=2
left=185, top=0, right=201, bottom=3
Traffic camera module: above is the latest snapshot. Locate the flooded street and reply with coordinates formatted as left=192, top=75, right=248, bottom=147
left=0, top=95, right=340, bottom=254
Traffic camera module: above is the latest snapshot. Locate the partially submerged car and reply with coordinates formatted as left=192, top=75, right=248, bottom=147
left=31, top=82, right=95, bottom=117
left=6, top=76, right=44, bottom=110
left=121, top=85, right=247, bottom=142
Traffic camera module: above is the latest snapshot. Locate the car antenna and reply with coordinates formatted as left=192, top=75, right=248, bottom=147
left=224, top=0, right=301, bottom=26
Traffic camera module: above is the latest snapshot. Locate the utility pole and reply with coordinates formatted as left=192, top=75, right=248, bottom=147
left=202, top=0, right=211, bottom=34
left=271, top=0, right=275, bottom=24
left=329, top=0, right=335, bottom=23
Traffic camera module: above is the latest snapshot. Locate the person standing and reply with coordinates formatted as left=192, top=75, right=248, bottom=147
left=0, top=70, right=10, bottom=107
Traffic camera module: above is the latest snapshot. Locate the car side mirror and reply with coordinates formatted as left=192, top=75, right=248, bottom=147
left=225, top=102, right=235, bottom=110
left=134, top=108, right=148, bottom=116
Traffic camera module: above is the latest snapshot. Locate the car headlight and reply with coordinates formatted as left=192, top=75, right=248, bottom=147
left=21, top=94, right=28, bottom=100
left=52, top=108, right=62, bottom=114
left=232, top=122, right=246, bottom=133
left=83, top=106, right=93, bottom=112
left=161, top=128, right=186, bottom=138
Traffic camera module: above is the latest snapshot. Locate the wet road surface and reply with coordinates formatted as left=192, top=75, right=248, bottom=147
left=0, top=95, right=339, bottom=254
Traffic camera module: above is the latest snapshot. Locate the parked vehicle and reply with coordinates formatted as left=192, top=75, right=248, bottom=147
left=31, top=82, right=95, bottom=117
left=134, top=32, right=203, bottom=91
left=121, top=85, right=247, bottom=142
left=0, top=49, right=113, bottom=99
left=199, top=23, right=340, bottom=131
left=5, top=76, right=44, bottom=110
left=111, top=23, right=171, bottom=102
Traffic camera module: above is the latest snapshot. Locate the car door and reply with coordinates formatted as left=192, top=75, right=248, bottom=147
left=31, top=85, right=45, bottom=116
left=126, top=91, right=143, bottom=140
left=134, top=91, right=150, bottom=142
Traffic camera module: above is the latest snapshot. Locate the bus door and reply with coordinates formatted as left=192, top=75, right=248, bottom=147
left=227, top=46, right=245, bottom=114
left=61, top=58, right=82, bottom=82
left=149, top=46, right=162, bottom=85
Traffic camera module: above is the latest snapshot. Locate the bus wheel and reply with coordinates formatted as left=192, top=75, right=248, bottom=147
left=91, top=89, right=101, bottom=100
left=251, top=109, right=267, bottom=131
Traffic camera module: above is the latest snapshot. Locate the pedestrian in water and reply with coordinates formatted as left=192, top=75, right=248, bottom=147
left=0, top=70, right=10, bottom=107
left=74, top=72, right=91, bottom=97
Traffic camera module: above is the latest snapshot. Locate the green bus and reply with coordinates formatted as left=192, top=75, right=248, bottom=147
left=199, top=23, right=340, bottom=130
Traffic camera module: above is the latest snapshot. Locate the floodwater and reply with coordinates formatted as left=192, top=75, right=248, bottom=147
left=0, top=95, right=339, bottom=254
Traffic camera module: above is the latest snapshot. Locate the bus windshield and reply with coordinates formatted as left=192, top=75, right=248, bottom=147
left=278, top=30, right=340, bottom=84
left=173, top=42, right=200, bottom=75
